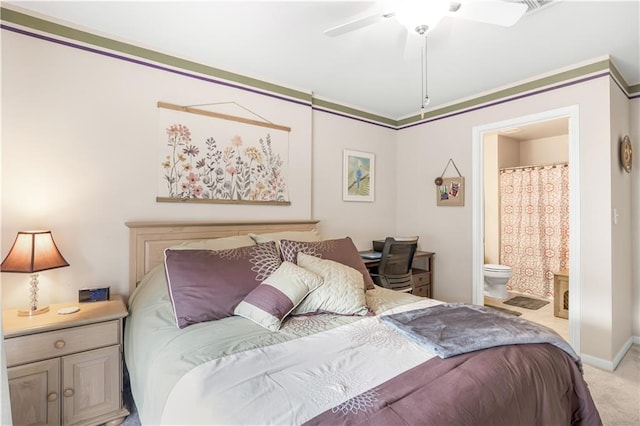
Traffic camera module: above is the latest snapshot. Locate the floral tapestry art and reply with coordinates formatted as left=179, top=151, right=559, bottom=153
left=158, top=103, right=290, bottom=204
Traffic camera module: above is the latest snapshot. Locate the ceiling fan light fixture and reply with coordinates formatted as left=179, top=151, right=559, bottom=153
left=394, top=0, right=450, bottom=33
left=324, top=0, right=533, bottom=38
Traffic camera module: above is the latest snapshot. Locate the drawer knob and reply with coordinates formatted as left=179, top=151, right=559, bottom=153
left=47, top=392, right=58, bottom=402
left=54, top=340, right=65, bottom=349
left=63, top=388, right=74, bottom=398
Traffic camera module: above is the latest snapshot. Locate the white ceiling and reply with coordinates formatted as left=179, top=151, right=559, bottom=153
left=6, top=0, right=640, bottom=119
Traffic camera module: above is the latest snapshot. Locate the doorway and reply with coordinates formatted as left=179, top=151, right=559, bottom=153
left=471, top=105, right=581, bottom=353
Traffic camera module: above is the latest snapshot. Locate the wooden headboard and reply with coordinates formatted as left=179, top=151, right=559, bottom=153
left=125, top=220, right=319, bottom=293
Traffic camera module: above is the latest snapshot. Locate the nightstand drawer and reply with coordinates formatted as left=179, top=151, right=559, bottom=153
left=5, top=320, right=119, bottom=367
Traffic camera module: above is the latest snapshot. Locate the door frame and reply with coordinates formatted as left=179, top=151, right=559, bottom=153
left=471, top=105, right=581, bottom=352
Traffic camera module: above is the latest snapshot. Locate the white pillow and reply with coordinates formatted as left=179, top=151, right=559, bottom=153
left=172, top=235, right=255, bottom=250
left=234, top=261, right=323, bottom=331
left=293, top=253, right=368, bottom=316
left=249, top=230, right=322, bottom=245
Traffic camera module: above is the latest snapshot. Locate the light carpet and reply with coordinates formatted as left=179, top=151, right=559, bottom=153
left=582, top=344, right=640, bottom=426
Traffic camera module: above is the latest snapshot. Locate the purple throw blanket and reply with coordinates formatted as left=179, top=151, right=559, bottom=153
left=380, top=302, right=581, bottom=368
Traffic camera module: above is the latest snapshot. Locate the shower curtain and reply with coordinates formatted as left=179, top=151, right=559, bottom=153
left=499, top=164, right=569, bottom=298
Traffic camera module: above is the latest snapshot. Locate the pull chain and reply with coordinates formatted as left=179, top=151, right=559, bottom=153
left=423, top=31, right=430, bottom=108
left=417, top=25, right=430, bottom=119
left=421, top=36, right=425, bottom=119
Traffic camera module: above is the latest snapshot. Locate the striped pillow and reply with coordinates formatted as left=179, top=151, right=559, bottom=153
left=234, top=261, right=323, bottom=331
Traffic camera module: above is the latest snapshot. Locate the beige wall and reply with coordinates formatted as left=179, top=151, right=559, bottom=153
left=397, top=75, right=632, bottom=363
left=610, top=79, right=633, bottom=357
left=499, top=137, right=520, bottom=168
left=1, top=12, right=637, bottom=367
left=311, top=111, right=398, bottom=248
left=0, top=19, right=401, bottom=310
left=1, top=29, right=316, bottom=307
left=483, top=134, right=499, bottom=264
left=396, top=116, right=472, bottom=303
left=631, top=98, right=640, bottom=340
left=519, top=135, right=568, bottom=165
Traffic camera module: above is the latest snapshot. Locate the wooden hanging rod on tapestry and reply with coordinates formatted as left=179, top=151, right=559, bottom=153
left=157, top=101, right=291, bottom=132
left=500, top=162, right=568, bottom=172
left=156, top=197, right=290, bottom=206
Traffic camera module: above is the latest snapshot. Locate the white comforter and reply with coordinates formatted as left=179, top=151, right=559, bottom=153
left=161, top=300, right=439, bottom=424
left=124, top=265, right=438, bottom=425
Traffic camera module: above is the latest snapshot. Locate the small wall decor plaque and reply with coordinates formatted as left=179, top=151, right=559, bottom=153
left=620, top=134, right=632, bottom=173
left=436, top=158, right=464, bottom=206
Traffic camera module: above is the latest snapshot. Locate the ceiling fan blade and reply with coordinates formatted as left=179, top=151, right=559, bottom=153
left=324, top=11, right=396, bottom=37
left=400, top=26, right=412, bottom=62
left=449, top=0, right=528, bottom=27
left=402, top=27, right=423, bottom=62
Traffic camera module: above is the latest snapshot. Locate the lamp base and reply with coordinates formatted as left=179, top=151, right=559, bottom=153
left=18, top=305, right=50, bottom=316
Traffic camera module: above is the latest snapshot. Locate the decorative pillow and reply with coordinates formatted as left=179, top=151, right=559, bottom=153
left=280, top=237, right=375, bottom=290
left=292, top=253, right=368, bottom=316
left=164, top=241, right=281, bottom=329
left=234, top=262, right=323, bottom=331
left=249, top=230, right=322, bottom=247
left=172, top=235, right=255, bottom=250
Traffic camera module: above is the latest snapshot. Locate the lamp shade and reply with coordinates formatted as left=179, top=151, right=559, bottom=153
left=1, top=231, right=69, bottom=273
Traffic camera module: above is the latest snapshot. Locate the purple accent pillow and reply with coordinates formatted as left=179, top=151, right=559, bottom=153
left=279, top=237, right=375, bottom=290
left=164, top=241, right=281, bottom=329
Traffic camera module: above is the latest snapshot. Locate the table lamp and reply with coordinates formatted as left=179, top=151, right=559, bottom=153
left=1, top=230, right=70, bottom=316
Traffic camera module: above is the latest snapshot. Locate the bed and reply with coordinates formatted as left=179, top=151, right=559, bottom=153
left=123, top=220, right=601, bottom=425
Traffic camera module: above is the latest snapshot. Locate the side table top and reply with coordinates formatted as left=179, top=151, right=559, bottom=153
left=2, top=295, right=127, bottom=338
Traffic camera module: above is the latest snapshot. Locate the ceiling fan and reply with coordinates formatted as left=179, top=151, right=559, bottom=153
left=324, top=1, right=533, bottom=38
left=324, top=1, right=543, bottom=118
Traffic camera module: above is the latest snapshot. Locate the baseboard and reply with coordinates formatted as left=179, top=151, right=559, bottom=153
left=581, top=337, right=634, bottom=371
left=633, top=336, right=640, bottom=345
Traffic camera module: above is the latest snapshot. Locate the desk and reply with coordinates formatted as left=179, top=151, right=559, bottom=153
left=360, top=251, right=435, bottom=298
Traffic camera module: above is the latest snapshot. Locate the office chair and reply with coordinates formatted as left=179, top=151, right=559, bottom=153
left=370, top=237, right=418, bottom=292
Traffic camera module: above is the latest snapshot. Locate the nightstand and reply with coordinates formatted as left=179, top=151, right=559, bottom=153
left=3, top=295, right=129, bottom=426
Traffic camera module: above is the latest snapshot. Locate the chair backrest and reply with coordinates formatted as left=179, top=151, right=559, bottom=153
left=378, top=237, right=418, bottom=276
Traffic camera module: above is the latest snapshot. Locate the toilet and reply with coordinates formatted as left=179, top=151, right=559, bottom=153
left=483, top=264, right=512, bottom=299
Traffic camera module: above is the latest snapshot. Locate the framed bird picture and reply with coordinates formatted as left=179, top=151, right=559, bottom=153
left=343, top=149, right=375, bottom=202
